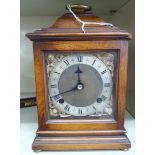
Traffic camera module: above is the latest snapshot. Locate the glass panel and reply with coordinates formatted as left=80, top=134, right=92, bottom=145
left=44, top=51, right=117, bottom=120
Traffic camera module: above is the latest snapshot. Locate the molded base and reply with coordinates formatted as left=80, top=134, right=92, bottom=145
left=32, top=134, right=131, bottom=151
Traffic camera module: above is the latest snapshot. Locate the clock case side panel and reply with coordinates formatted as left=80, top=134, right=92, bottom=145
left=33, top=43, right=47, bottom=129
left=33, top=40, right=128, bottom=132
left=117, top=41, right=128, bottom=128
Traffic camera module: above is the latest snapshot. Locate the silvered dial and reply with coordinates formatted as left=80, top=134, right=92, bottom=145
left=48, top=54, right=112, bottom=116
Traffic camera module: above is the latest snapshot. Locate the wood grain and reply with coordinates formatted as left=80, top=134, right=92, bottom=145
left=26, top=13, right=131, bottom=41
left=26, top=9, right=131, bottom=151
left=32, top=135, right=131, bottom=151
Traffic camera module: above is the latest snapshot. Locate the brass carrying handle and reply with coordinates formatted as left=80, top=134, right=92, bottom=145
left=66, top=4, right=92, bottom=12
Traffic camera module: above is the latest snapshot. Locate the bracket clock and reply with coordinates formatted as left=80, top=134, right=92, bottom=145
left=26, top=4, right=131, bottom=151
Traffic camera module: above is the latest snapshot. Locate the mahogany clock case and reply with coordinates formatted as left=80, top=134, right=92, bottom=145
left=30, top=40, right=130, bottom=151
left=26, top=7, right=131, bottom=151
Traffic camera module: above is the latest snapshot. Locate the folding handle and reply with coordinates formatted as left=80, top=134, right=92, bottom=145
left=66, top=4, right=91, bottom=13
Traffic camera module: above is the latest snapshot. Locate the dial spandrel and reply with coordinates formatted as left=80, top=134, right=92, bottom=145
left=45, top=52, right=117, bottom=119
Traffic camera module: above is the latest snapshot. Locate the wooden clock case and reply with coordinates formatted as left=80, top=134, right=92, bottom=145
left=26, top=6, right=131, bottom=151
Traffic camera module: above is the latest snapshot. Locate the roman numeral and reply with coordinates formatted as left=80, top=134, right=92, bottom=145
left=92, top=105, right=96, bottom=111
left=92, top=60, right=96, bottom=65
left=78, top=109, right=82, bottom=114
left=64, top=60, right=70, bottom=66
left=51, top=84, right=56, bottom=88
left=104, top=83, right=111, bottom=87
left=101, top=70, right=107, bottom=74
left=101, top=95, right=107, bottom=101
left=54, top=95, right=61, bottom=101
left=64, top=105, right=70, bottom=111
left=52, top=95, right=61, bottom=101
left=77, top=56, right=83, bottom=62
left=54, top=71, right=60, bottom=74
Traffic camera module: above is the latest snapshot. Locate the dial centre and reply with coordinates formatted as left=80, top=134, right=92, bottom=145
left=77, top=83, right=84, bottom=90
left=58, top=63, right=103, bottom=107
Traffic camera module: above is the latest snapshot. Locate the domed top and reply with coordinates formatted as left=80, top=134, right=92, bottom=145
left=26, top=4, right=131, bottom=41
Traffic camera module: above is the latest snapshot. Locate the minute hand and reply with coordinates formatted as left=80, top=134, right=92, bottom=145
left=51, top=86, right=77, bottom=98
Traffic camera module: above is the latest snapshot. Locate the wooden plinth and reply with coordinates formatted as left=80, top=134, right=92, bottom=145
left=32, top=134, right=131, bottom=151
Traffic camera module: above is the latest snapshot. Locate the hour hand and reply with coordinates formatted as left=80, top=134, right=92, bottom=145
left=75, top=65, right=83, bottom=83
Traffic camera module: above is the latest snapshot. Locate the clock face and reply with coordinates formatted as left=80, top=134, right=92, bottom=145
left=45, top=52, right=116, bottom=119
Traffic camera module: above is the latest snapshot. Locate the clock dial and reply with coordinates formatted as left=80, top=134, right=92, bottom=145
left=47, top=54, right=114, bottom=117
